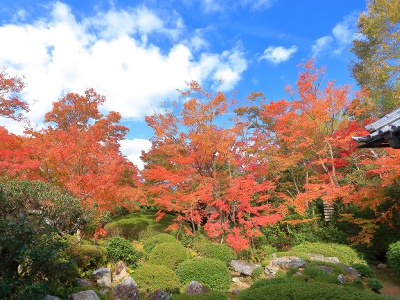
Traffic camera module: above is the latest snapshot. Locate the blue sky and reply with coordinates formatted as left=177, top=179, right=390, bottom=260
left=0, top=0, right=367, bottom=168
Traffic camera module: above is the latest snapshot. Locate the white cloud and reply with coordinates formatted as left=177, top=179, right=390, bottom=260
left=197, top=0, right=273, bottom=12
left=0, top=1, right=248, bottom=167
left=259, top=45, right=298, bottom=64
left=312, top=36, right=333, bottom=57
left=119, top=138, right=152, bottom=170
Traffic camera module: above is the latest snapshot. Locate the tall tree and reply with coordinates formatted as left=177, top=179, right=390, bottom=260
left=30, top=89, right=140, bottom=211
left=350, top=0, right=400, bottom=116
left=142, top=82, right=282, bottom=251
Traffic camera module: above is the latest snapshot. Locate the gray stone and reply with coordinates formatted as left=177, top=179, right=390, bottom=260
left=338, top=264, right=361, bottom=277
left=324, top=257, right=340, bottom=264
left=232, top=277, right=242, bottom=283
left=317, top=266, right=334, bottom=274
left=185, top=281, right=206, bottom=295
left=308, top=253, right=325, bottom=261
left=230, top=260, right=259, bottom=276
left=269, top=256, right=305, bottom=269
left=112, top=261, right=128, bottom=283
left=377, top=263, right=387, bottom=270
left=265, top=266, right=279, bottom=278
left=76, top=278, right=92, bottom=287
left=112, top=276, right=139, bottom=300
left=150, top=289, right=170, bottom=300
left=68, top=290, right=100, bottom=300
left=93, top=268, right=112, bottom=288
left=43, top=296, right=60, bottom=300
left=338, top=274, right=347, bottom=284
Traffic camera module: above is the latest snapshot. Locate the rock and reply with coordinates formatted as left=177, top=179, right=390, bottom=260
left=43, top=296, right=60, bottom=300
left=324, top=257, right=340, bottom=264
left=338, top=264, right=361, bottom=277
left=377, top=263, right=387, bottom=270
left=93, top=268, right=112, bottom=288
left=265, top=266, right=279, bottom=278
left=230, top=260, right=259, bottom=276
left=75, top=278, right=92, bottom=287
left=307, top=253, right=325, bottom=261
left=68, top=290, right=100, bottom=300
left=317, top=266, right=334, bottom=274
left=113, top=261, right=128, bottom=283
left=232, top=277, right=242, bottom=283
left=269, top=256, right=306, bottom=269
left=150, top=289, right=170, bottom=300
left=185, top=281, right=206, bottom=295
left=112, top=276, right=140, bottom=300
left=337, top=274, right=347, bottom=284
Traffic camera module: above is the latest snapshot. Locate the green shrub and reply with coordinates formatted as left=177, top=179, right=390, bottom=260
left=274, top=269, right=286, bottom=278
left=282, top=242, right=365, bottom=265
left=351, top=263, right=375, bottom=277
left=104, top=236, right=140, bottom=267
left=252, top=267, right=264, bottom=280
left=196, top=243, right=234, bottom=265
left=66, top=244, right=107, bottom=274
left=143, top=233, right=179, bottom=252
left=387, top=241, right=400, bottom=275
left=302, top=266, right=324, bottom=278
left=176, top=258, right=231, bottom=291
left=352, top=277, right=365, bottom=289
left=173, top=291, right=227, bottom=300
left=148, top=242, right=188, bottom=270
left=306, top=261, right=345, bottom=274
left=314, top=273, right=339, bottom=284
left=238, top=281, right=385, bottom=300
left=367, top=278, right=383, bottom=291
left=138, top=227, right=162, bottom=241
left=286, top=268, right=299, bottom=277
left=134, top=264, right=180, bottom=294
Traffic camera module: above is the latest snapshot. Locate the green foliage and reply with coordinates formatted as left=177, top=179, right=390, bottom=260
left=134, top=264, right=180, bottom=294
left=195, top=243, right=234, bottom=265
left=104, top=236, right=140, bottom=267
left=302, top=266, right=324, bottom=279
left=274, top=269, right=286, bottom=278
left=238, top=280, right=385, bottom=300
left=173, top=291, right=227, bottom=300
left=143, top=233, right=179, bottom=252
left=351, top=263, right=375, bottom=278
left=138, top=227, right=162, bottom=241
left=282, top=242, right=365, bottom=265
left=387, top=241, right=400, bottom=275
left=148, top=242, right=188, bottom=270
left=104, top=212, right=174, bottom=240
left=352, top=278, right=365, bottom=289
left=176, top=258, right=231, bottom=291
left=367, top=278, right=383, bottom=291
left=252, top=267, right=263, bottom=280
left=306, top=261, right=345, bottom=275
left=66, top=243, right=107, bottom=274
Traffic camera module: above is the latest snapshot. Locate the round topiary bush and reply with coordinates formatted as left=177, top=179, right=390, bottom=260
left=176, top=258, right=231, bottom=291
left=143, top=233, right=179, bottom=252
left=104, top=236, right=140, bottom=267
left=367, top=278, right=383, bottom=292
left=147, top=242, right=188, bottom=270
left=351, top=263, right=375, bottom=277
left=134, top=264, right=180, bottom=294
left=387, top=241, right=400, bottom=275
left=66, top=244, right=107, bottom=274
left=195, top=243, right=234, bottom=265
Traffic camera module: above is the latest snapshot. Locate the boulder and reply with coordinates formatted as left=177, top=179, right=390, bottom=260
left=93, top=268, right=112, bottom=288
left=269, top=256, right=306, bottom=269
left=43, top=296, right=60, bottom=300
left=377, top=263, right=387, bottom=270
left=324, top=257, right=340, bottom=264
left=338, top=264, right=361, bottom=277
left=68, top=290, right=100, bottom=300
left=230, top=260, right=259, bottom=276
left=112, top=261, right=128, bottom=283
left=150, top=289, right=170, bottom=300
left=307, top=253, right=325, bottom=261
left=317, top=266, right=334, bottom=274
left=264, top=266, right=279, bottom=278
left=185, top=281, right=206, bottom=295
left=111, top=276, right=140, bottom=300
left=75, top=278, right=92, bottom=287
left=337, top=274, right=347, bottom=284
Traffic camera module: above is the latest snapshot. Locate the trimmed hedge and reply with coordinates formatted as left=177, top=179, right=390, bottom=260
left=143, top=233, right=179, bottom=253
left=176, top=258, right=231, bottom=291
left=134, top=264, right=180, bottom=294
left=238, top=279, right=384, bottom=300
left=148, top=242, right=188, bottom=270
left=387, top=241, right=400, bottom=275
left=195, top=243, right=234, bottom=265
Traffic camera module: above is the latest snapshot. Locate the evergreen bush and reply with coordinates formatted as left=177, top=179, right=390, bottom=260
left=195, top=243, right=234, bottom=265
left=367, top=278, right=383, bottom=291
left=148, top=242, right=188, bottom=270
left=302, top=266, right=324, bottom=278
left=143, top=233, right=179, bottom=252
left=66, top=244, right=107, bottom=274
left=104, top=236, right=140, bottom=267
left=387, top=241, right=400, bottom=275
left=351, top=263, right=375, bottom=277
left=134, top=264, right=180, bottom=294
left=176, top=258, right=231, bottom=291
left=173, top=291, right=228, bottom=300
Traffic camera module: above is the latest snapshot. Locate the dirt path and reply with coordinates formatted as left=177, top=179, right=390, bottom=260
left=374, top=267, right=400, bottom=299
